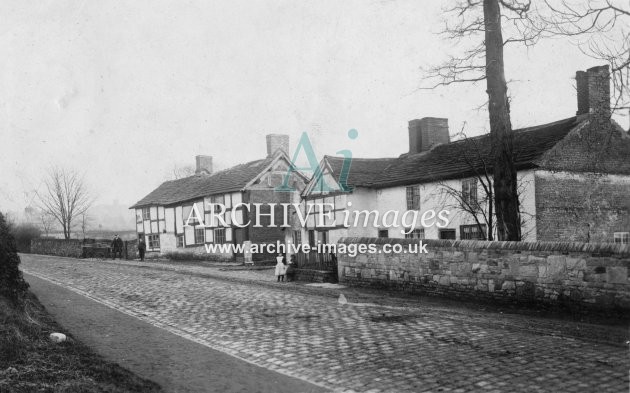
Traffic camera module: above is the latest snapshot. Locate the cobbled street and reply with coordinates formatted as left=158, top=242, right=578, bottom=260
left=21, top=254, right=629, bottom=393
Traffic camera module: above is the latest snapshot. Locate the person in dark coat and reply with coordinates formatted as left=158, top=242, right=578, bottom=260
left=138, top=238, right=146, bottom=261
left=111, top=235, right=123, bottom=259
left=286, top=254, right=297, bottom=282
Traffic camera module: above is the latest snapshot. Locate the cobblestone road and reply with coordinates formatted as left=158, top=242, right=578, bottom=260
left=21, top=255, right=629, bottom=393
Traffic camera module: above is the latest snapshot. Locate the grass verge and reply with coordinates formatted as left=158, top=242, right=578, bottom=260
left=0, top=292, right=162, bottom=392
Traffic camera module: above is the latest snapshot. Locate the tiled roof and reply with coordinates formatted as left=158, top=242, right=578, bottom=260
left=323, top=116, right=581, bottom=189
left=325, top=156, right=398, bottom=187
left=131, top=156, right=277, bottom=208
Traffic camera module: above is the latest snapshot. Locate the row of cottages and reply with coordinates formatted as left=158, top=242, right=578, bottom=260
left=130, top=134, right=307, bottom=261
left=301, top=65, right=630, bottom=245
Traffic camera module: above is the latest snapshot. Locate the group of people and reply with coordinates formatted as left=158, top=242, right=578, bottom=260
left=110, top=235, right=146, bottom=261
left=274, top=253, right=296, bottom=282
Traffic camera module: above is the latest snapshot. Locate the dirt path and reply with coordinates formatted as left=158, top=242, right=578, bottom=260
left=24, top=273, right=327, bottom=393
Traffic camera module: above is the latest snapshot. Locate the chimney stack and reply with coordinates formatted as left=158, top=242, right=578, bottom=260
left=195, top=155, right=213, bottom=175
left=575, top=65, right=611, bottom=117
left=408, top=117, right=450, bottom=154
left=575, top=70, right=589, bottom=115
left=266, top=134, right=289, bottom=157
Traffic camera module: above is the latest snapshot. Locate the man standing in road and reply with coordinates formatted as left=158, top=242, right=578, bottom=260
left=138, top=237, right=146, bottom=261
left=111, top=234, right=123, bottom=260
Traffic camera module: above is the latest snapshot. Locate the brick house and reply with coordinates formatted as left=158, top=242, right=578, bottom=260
left=130, top=134, right=307, bottom=261
left=301, top=65, right=630, bottom=244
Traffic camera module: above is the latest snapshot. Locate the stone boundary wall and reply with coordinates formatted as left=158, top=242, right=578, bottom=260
left=31, top=239, right=83, bottom=258
left=337, top=238, right=630, bottom=312
left=31, top=238, right=139, bottom=260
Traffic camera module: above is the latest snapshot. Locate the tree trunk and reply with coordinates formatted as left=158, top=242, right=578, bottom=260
left=487, top=188, right=494, bottom=241
left=483, top=0, right=521, bottom=241
left=64, top=221, right=71, bottom=240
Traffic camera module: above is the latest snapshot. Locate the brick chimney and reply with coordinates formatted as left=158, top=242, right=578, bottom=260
left=575, top=70, right=589, bottom=115
left=266, top=134, right=289, bottom=157
left=575, top=65, right=611, bottom=117
left=408, top=117, right=450, bottom=154
left=195, top=155, right=213, bottom=175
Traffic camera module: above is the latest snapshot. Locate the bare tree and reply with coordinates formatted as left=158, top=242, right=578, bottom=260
left=39, top=210, right=56, bottom=237
left=36, top=168, right=93, bottom=240
left=433, top=129, right=495, bottom=240
left=79, top=212, right=92, bottom=239
left=537, top=1, right=629, bottom=127
left=170, top=165, right=196, bottom=180
left=434, top=129, right=539, bottom=241
left=423, top=0, right=535, bottom=241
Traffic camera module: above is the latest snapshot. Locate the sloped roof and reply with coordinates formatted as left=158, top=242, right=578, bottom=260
left=320, top=116, right=582, bottom=190
left=325, top=156, right=398, bottom=187
left=131, top=156, right=277, bottom=208
left=373, top=116, right=581, bottom=188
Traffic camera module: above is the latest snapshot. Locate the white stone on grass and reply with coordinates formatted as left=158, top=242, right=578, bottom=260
left=49, top=332, right=67, bottom=343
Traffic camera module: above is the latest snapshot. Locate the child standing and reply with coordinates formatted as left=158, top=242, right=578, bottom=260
left=275, top=253, right=287, bottom=282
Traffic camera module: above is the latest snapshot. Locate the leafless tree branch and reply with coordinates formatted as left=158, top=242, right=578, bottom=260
left=35, top=168, right=94, bottom=240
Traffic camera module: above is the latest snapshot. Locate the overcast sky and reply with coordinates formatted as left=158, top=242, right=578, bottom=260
left=1, top=1, right=626, bottom=216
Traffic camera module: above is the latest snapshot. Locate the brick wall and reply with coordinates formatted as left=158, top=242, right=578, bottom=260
left=535, top=171, right=630, bottom=243
left=247, top=188, right=292, bottom=261
left=337, top=237, right=630, bottom=312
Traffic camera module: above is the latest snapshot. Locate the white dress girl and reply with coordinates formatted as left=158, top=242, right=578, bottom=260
left=275, top=255, right=287, bottom=281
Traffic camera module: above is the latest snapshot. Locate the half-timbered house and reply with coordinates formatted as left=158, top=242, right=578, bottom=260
left=130, top=134, right=307, bottom=261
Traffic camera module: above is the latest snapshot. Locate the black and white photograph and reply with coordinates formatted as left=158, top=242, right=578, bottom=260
left=1, top=1, right=629, bottom=392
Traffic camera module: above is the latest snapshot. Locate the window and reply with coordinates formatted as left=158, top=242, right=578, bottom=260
left=214, top=228, right=226, bottom=244
left=292, top=230, right=302, bottom=246
left=136, top=210, right=143, bottom=223
left=184, top=205, right=199, bottom=225
left=614, top=232, right=629, bottom=245
left=142, top=207, right=151, bottom=220
left=405, top=228, right=425, bottom=239
left=378, top=229, right=389, bottom=238
left=308, top=230, right=316, bottom=246
left=406, top=186, right=420, bottom=210
left=462, top=178, right=478, bottom=206
left=318, top=231, right=328, bottom=245
left=148, top=234, right=160, bottom=249
left=176, top=235, right=184, bottom=248
left=210, top=195, right=225, bottom=213
left=194, top=228, right=205, bottom=244
left=439, top=229, right=456, bottom=240
left=460, top=224, right=487, bottom=240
